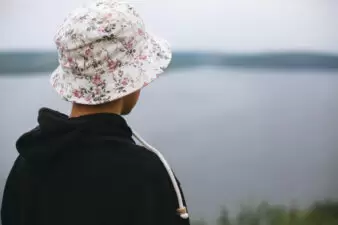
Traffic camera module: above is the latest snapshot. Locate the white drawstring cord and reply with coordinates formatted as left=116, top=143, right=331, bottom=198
left=132, top=130, right=189, bottom=220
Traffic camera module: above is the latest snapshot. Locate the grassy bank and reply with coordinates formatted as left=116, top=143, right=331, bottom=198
left=192, top=199, right=338, bottom=225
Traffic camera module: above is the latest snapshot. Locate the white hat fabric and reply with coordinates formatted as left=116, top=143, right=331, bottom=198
left=50, top=0, right=172, bottom=105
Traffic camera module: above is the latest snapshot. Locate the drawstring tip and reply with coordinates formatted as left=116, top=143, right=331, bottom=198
left=177, top=207, right=189, bottom=219
left=180, top=213, right=189, bottom=219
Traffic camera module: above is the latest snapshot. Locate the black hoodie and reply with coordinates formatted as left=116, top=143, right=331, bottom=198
left=1, top=108, right=190, bottom=225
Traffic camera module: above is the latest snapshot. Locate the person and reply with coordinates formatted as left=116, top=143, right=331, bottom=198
left=1, top=1, right=190, bottom=225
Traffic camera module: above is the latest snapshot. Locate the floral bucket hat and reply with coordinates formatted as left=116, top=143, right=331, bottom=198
left=50, top=0, right=172, bottom=105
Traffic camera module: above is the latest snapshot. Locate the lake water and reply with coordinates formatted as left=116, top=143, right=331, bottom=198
left=1, top=67, right=338, bottom=222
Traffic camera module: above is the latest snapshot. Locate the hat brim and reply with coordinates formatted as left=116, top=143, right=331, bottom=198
left=50, top=33, right=172, bottom=105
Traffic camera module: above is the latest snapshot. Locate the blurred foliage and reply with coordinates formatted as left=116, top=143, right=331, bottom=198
left=191, top=199, right=338, bottom=225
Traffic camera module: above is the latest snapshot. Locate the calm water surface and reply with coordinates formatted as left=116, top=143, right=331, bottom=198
left=1, top=68, right=338, bottom=220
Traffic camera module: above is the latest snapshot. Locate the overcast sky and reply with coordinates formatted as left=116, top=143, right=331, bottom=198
left=1, top=0, right=338, bottom=52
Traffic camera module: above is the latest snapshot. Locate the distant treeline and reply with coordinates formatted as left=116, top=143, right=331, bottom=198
left=1, top=51, right=338, bottom=74
left=193, top=199, right=338, bottom=225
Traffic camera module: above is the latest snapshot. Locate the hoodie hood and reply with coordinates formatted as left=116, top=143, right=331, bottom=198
left=16, top=108, right=134, bottom=166
left=15, top=108, right=190, bottom=219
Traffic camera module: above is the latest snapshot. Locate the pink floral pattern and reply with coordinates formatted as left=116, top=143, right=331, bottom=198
left=50, top=0, right=172, bottom=105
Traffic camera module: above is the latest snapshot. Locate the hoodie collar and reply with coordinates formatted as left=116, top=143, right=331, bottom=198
left=37, top=108, right=133, bottom=139
left=16, top=108, right=134, bottom=164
